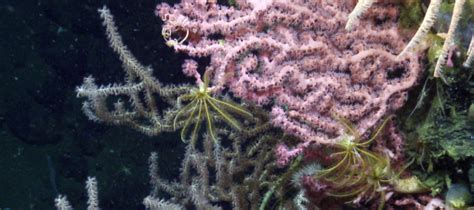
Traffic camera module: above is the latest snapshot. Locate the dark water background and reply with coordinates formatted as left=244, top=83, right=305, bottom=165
left=0, top=0, right=189, bottom=209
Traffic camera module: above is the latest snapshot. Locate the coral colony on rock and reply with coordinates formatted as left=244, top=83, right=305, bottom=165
left=54, top=0, right=473, bottom=209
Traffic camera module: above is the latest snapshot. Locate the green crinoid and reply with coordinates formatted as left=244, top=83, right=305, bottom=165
left=173, top=71, right=253, bottom=145
left=316, top=116, right=391, bottom=185
left=323, top=151, right=425, bottom=210
left=314, top=116, right=393, bottom=206
left=325, top=153, right=391, bottom=207
left=316, top=116, right=427, bottom=209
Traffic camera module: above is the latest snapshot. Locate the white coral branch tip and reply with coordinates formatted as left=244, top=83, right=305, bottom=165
left=345, top=0, right=375, bottom=31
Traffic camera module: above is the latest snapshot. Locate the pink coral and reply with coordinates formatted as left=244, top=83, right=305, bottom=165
left=373, top=119, right=405, bottom=163
left=275, top=142, right=310, bottom=167
left=181, top=59, right=202, bottom=85
left=156, top=0, right=422, bottom=147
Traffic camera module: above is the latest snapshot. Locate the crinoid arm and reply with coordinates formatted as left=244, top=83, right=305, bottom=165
left=202, top=69, right=253, bottom=133
left=332, top=113, right=361, bottom=139
left=315, top=115, right=397, bottom=206
left=357, top=116, right=392, bottom=147
left=202, top=100, right=217, bottom=143
left=207, top=97, right=253, bottom=131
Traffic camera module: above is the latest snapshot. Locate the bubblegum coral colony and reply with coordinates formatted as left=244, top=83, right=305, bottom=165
left=156, top=0, right=421, bottom=155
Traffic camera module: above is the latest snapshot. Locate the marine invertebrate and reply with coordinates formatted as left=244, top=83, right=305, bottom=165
left=77, top=6, right=253, bottom=143
left=464, top=35, right=474, bottom=67
left=146, top=117, right=300, bottom=209
left=314, top=117, right=428, bottom=209
left=397, top=0, right=443, bottom=59
left=315, top=117, right=392, bottom=204
left=173, top=70, right=253, bottom=143
left=157, top=0, right=423, bottom=148
left=316, top=116, right=390, bottom=185
left=76, top=6, right=190, bottom=136
left=154, top=1, right=427, bottom=206
left=345, top=0, right=376, bottom=31
left=432, top=0, right=467, bottom=80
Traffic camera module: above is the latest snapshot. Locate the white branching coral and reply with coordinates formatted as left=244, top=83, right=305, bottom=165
left=86, top=177, right=99, bottom=210
left=345, top=0, right=376, bottom=31
left=433, top=0, right=466, bottom=81
left=54, top=177, right=100, bottom=210
left=463, top=35, right=474, bottom=67
left=142, top=196, right=184, bottom=210
left=76, top=6, right=190, bottom=136
left=54, top=195, right=73, bottom=210
left=397, top=0, right=443, bottom=59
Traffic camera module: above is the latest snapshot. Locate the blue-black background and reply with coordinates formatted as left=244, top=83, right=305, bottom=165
left=0, top=0, right=191, bottom=209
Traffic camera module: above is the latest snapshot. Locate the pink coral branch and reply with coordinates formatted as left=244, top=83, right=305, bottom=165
left=275, top=141, right=310, bottom=167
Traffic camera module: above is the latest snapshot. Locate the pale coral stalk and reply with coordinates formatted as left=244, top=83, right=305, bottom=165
left=463, top=35, right=474, bottom=67
left=55, top=195, right=73, bottom=210
left=434, top=0, right=466, bottom=80
left=86, top=177, right=99, bottom=210
left=345, top=0, right=376, bottom=31
left=397, top=0, right=442, bottom=59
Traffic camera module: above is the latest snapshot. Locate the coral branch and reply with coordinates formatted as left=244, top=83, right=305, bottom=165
left=157, top=0, right=423, bottom=146
left=397, top=0, right=442, bottom=59
left=433, top=0, right=466, bottom=80
left=464, top=35, right=474, bottom=67
left=345, top=0, right=376, bottom=31
left=76, top=6, right=190, bottom=136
